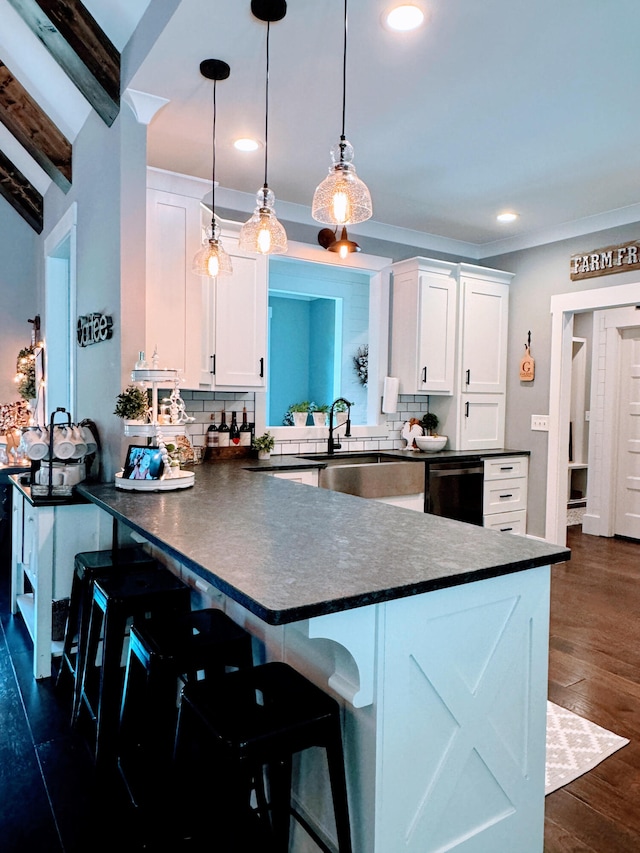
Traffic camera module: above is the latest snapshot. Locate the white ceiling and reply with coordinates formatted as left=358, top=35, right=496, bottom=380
left=8, top=0, right=640, bottom=256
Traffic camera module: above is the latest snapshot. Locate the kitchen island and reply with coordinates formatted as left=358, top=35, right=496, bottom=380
left=77, top=460, right=567, bottom=853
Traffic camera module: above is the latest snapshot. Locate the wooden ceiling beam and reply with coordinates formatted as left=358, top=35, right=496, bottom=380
left=0, top=148, right=43, bottom=232
left=0, top=60, right=71, bottom=192
left=6, top=0, right=120, bottom=126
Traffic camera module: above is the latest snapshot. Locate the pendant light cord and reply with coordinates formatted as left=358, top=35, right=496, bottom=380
left=211, top=79, right=217, bottom=230
left=341, top=0, right=347, bottom=140
left=339, top=0, right=348, bottom=162
left=263, top=20, right=271, bottom=198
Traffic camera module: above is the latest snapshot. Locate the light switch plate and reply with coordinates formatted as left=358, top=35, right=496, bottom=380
left=531, top=414, right=549, bottom=431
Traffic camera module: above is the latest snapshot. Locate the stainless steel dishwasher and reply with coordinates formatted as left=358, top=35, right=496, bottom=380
left=426, top=459, right=484, bottom=526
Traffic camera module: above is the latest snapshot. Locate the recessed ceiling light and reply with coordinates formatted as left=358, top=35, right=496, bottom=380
left=234, top=137, right=261, bottom=152
left=385, top=4, right=425, bottom=32
left=496, top=212, right=519, bottom=223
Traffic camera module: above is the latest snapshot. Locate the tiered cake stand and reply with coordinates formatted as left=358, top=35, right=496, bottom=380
left=115, top=368, right=195, bottom=492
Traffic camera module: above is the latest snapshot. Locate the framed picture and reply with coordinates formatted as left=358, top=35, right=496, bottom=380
left=122, top=445, right=165, bottom=481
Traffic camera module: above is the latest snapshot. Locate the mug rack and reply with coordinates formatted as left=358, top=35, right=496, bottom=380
left=29, top=407, right=99, bottom=500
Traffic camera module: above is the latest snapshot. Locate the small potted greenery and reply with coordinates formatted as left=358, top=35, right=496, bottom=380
left=310, top=402, right=329, bottom=427
left=333, top=398, right=348, bottom=426
left=114, top=385, right=149, bottom=423
left=420, top=412, right=439, bottom=436
left=288, top=401, right=310, bottom=427
left=416, top=412, right=447, bottom=452
left=252, top=431, right=275, bottom=460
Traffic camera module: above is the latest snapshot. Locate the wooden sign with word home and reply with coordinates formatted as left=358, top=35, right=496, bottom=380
left=570, top=240, right=640, bottom=281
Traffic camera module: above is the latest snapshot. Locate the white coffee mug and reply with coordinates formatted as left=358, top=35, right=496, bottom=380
left=70, top=425, right=88, bottom=459
left=21, top=427, right=49, bottom=461
left=81, top=425, right=98, bottom=454
left=53, top=426, right=75, bottom=460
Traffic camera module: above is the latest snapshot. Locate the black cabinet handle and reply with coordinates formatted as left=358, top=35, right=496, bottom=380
left=500, top=527, right=514, bottom=532
left=421, top=366, right=427, bottom=383
left=500, top=466, right=514, bottom=471
left=465, top=401, right=469, bottom=418
left=259, top=357, right=264, bottom=378
left=499, top=493, right=513, bottom=499
left=465, top=369, right=470, bottom=385
left=211, top=354, right=216, bottom=375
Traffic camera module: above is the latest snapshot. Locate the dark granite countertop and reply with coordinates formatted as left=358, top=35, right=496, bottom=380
left=77, top=456, right=568, bottom=626
left=244, top=447, right=531, bottom=471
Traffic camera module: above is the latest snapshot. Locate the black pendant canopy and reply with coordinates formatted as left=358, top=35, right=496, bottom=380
left=199, top=58, right=230, bottom=81
left=251, top=0, right=287, bottom=22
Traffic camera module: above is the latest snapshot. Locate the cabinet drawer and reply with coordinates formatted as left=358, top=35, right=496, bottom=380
left=484, top=456, right=528, bottom=480
left=483, top=510, right=527, bottom=535
left=483, top=477, right=527, bottom=515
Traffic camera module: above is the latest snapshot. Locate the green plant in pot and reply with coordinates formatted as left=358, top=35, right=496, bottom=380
left=252, top=431, right=275, bottom=459
left=420, top=412, right=439, bottom=436
left=288, top=401, right=310, bottom=427
left=114, top=385, right=149, bottom=422
left=310, top=402, right=329, bottom=426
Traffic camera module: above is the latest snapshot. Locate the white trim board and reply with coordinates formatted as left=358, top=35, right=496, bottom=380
left=546, top=281, right=640, bottom=545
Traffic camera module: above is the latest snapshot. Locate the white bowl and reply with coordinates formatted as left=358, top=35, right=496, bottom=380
left=414, top=435, right=447, bottom=452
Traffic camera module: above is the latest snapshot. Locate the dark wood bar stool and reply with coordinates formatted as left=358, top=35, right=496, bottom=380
left=173, top=661, right=353, bottom=853
left=75, top=565, right=191, bottom=771
left=118, top=607, right=254, bottom=810
left=56, top=548, right=157, bottom=722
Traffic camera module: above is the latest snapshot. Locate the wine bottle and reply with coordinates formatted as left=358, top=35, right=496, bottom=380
left=206, top=413, right=219, bottom=449
left=218, top=410, right=230, bottom=447
left=239, top=407, right=252, bottom=447
left=230, top=411, right=241, bottom=446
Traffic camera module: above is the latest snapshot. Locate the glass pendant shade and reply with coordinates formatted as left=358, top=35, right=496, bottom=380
left=312, top=0, right=373, bottom=226
left=192, top=224, right=233, bottom=277
left=239, top=186, right=287, bottom=255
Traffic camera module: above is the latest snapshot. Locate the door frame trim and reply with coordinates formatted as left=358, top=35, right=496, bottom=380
left=547, top=281, right=640, bottom=545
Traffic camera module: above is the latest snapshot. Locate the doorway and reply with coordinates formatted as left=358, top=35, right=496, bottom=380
left=615, top=327, right=640, bottom=539
left=44, top=205, right=77, bottom=420
left=547, top=282, right=640, bottom=545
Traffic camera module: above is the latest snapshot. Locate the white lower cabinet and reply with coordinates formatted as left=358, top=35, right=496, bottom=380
left=271, top=469, right=319, bottom=486
left=459, top=393, right=506, bottom=450
left=483, top=455, right=529, bottom=535
left=11, top=485, right=111, bottom=679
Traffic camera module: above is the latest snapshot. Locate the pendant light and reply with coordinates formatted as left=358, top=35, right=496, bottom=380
left=239, top=0, right=288, bottom=255
left=312, top=0, right=372, bottom=226
left=192, top=59, right=233, bottom=278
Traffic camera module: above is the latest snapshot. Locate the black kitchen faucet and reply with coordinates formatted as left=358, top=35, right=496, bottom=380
left=327, top=398, right=352, bottom=454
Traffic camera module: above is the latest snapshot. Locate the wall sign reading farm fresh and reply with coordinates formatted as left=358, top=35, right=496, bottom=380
left=77, top=313, right=113, bottom=347
left=570, top=240, right=640, bottom=281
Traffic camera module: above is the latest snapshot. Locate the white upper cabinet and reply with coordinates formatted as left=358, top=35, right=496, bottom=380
left=145, top=171, right=207, bottom=388
left=199, top=225, right=268, bottom=389
left=390, top=258, right=457, bottom=395
left=459, top=265, right=511, bottom=395
left=145, top=170, right=268, bottom=392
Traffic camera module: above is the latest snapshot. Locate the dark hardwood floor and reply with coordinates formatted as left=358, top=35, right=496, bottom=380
left=545, top=525, right=640, bottom=852
left=1, top=523, right=638, bottom=851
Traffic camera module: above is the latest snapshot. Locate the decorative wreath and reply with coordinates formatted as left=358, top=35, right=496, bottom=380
left=15, top=346, right=36, bottom=400
left=353, top=344, right=368, bottom=387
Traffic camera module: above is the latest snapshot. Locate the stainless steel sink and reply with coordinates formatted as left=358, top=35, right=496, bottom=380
left=300, top=453, right=397, bottom=468
left=300, top=454, right=425, bottom=498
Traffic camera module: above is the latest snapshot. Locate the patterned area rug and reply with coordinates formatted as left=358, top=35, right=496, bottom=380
left=546, top=701, right=629, bottom=794
left=567, top=506, right=586, bottom=526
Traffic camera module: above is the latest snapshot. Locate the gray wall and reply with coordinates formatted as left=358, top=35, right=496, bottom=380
left=0, top=206, right=38, bottom=405
left=486, top=222, right=640, bottom=536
